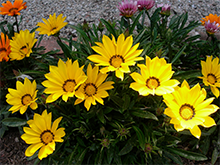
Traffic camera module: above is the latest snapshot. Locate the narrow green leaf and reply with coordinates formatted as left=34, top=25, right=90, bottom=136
left=133, top=28, right=146, bottom=45
left=110, top=95, right=123, bottom=108
left=171, top=44, right=186, bottom=64
left=57, top=39, right=71, bottom=58
left=173, top=70, right=201, bottom=81
left=0, top=124, right=9, bottom=138
left=107, top=146, right=114, bottom=164
left=211, top=148, right=218, bottom=165
left=163, top=150, right=183, bottom=165
left=118, top=141, right=133, bottom=156
left=132, top=125, right=145, bottom=150
left=2, top=117, right=27, bottom=127
left=129, top=11, right=143, bottom=34
left=165, top=147, right=207, bottom=161
left=97, top=109, right=105, bottom=124
left=131, top=110, right=158, bottom=121
left=100, top=19, right=116, bottom=38
left=76, top=136, right=86, bottom=147
left=76, top=148, right=88, bottom=164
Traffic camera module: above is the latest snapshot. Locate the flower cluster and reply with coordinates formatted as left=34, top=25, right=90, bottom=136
left=201, top=14, right=220, bottom=35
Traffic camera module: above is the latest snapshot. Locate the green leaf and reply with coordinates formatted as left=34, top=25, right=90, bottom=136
left=163, top=150, right=183, bottom=165
left=132, top=125, right=145, bottom=150
left=76, top=136, right=86, bottom=147
left=100, top=19, right=117, bottom=38
left=0, top=124, right=9, bottom=138
left=118, top=141, right=133, bottom=156
left=57, top=39, right=71, bottom=58
left=110, top=95, right=123, bottom=108
left=173, top=70, right=201, bottom=81
left=76, top=148, right=88, bottom=165
left=107, top=146, right=114, bottom=164
left=129, top=11, right=143, bottom=34
left=171, top=44, right=186, bottom=64
left=97, top=109, right=105, bottom=124
left=131, top=110, right=158, bottom=121
left=165, top=147, right=207, bottom=161
left=211, top=148, right=218, bottom=165
left=2, top=117, right=27, bottom=127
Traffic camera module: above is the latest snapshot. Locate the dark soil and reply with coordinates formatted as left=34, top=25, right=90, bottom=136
left=0, top=127, right=35, bottom=165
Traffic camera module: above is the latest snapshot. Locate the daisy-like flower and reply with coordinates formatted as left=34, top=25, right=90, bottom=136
left=198, top=56, right=220, bottom=98
left=0, top=32, right=11, bottom=62
left=157, top=4, right=171, bottom=16
left=118, top=0, right=138, bottom=18
left=42, top=59, right=87, bottom=103
left=201, top=14, right=220, bottom=35
left=6, top=78, right=38, bottom=114
left=21, top=110, right=65, bottom=160
left=0, top=0, right=27, bottom=16
left=130, top=56, right=179, bottom=96
left=9, top=29, right=37, bottom=61
left=36, top=13, right=68, bottom=36
left=88, top=33, right=144, bottom=80
left=163, top=80, right=219, bottom=139
left=75, top=64, right=114, bottom=111
left=137, top=0, right=155, bottom=11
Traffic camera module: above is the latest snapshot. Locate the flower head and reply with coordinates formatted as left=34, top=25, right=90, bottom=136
left=157, top=4, right=171, bottom=16
left=201, top=14, right=220, bottom=35
left=130, top=56, right=179, bottom=96
left=0, top=0, right=27, bottom=16
left=118, top=0, right=138, bottom=18
left=0, top=32, right=11, bottom=62
left=36, top=13, right=68, bottom=36
left=21, top=110, right=65, bottom=160
left=9, top=29, right=37, bottom=60
left=75, top=64, right=114, bottom=110
left=164, top=80, right=219, bottom=139
left=88, top=33, right=143, bottom=80
left=42, top=59, right=87, bottom=103
left=6, top=78, right=38, bottom=114
left=137, top=0, right=155, bottom=11
left=198, top=56, right=220, bottom=98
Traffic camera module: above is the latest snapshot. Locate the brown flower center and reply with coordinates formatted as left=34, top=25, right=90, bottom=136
left=21, top=94, right=32, bottom=105
left=207, top=73, right=217, bottom=85
left=0, top=48, right=7, bottom=56
left=84, top=83, right=97, bottom=96
left=179, top=104, right=195, bottom=120
left=19, top=45, right=29, bottom=56
left=40, top=130, right=54, bottom=145
left=109, top=55, right=125, bottom=68
left=50, top=27, right=57, bottom=32
left=63, top=79, right=76, bottom=92
left=146, top=77, right=160, bottom=90
left=9, top=8, right=18, bottom=14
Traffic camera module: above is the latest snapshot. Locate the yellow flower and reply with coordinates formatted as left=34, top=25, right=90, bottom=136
left=198, top=56, right=220, bottom=98
left=9, top=29, right=37, bottom=60
left=21, top=110, right=65, bottom=160
left=6, top=78, right=38, bottom=114
left=0, top=32, right=11, bottom=62
left=88, top=33, right=143, bottom=80
left=42, top=59, right=87, bottom=103
left=130, top=56, right=180, bottom=96
left=75, top=64, right=114, bottom=110
left=36, top=13, right=68, bottom=36
left=0, top=0, right=27, bottom=16
left=163, top=80, right=219, bottom=139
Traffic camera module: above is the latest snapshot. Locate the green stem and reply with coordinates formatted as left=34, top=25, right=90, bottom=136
left=14, top=15, right=19, bottom=33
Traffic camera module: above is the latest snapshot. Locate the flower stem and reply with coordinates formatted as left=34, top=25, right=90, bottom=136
left=14, top=15, right=19, bottom=33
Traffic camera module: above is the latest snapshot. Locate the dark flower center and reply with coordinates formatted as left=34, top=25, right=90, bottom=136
left=21, top=94, right=32, bottom=105
left=63, top=79, right=76, bottom=92
left=40, top=130, right=54, bottom=145
left=146, top=77, right=160, bottom=90
left=207, top=73, right=217, bottom=85
left=109, top=55, right=125, bottom=68
left=179, top=104, right=195, bottom=120
left=84, top=83, right=97, bottom=96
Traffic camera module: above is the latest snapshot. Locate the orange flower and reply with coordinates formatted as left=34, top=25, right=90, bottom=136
left=201, top=14, right=220, bottom=26
left=0, top=32, right=11, bottom=62
left=0, top=0, right=27, bottom=16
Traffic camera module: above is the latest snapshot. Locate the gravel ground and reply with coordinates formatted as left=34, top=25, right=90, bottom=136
left=0, top=0, right=220, bottom=39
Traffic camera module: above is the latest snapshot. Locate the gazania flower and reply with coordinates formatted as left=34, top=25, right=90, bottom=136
left=130, top=56, right=179, bottom=96
left=157, top=4, right=171, bottom=16
left=0, top=32, right=11, bottom=62
left=137, top=0, right=155, bottom=11
left=6, top=78, right=38, bottom=114
left=0, top=0, right=27, bottom=16
left=9, top=29, right=37, bottom=60
left=201, top=14, right=220, bottom=35
left=36, top=13, right=68, bottom=36
left=42, top=59, right=87, bottom=103
left=88, top=33, right=143, bottom=80
left=21, top=110, right=65, bottom=160
left=198, top=56, right=220, bottom=98
left=118, top=0, right=138, bottom=18
left=163, top=80, right=219, bottom=139
left=75, top=64, right=114, bottom=111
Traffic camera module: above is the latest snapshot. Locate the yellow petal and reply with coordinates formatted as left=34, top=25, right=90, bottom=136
left=201, top=116, right=216, bottom=128
left=189, top=125, right=201, bottom=139
left=25, top=143, right=44, bottom=157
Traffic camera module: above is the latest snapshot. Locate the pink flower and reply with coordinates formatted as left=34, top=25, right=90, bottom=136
left=157, top=4, right=171, bottom=16
left=118, top=0, right=138, bottom=18
left=204, top=20, right=220, bottom=35
left=137, top=0, right=155, bottom=11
